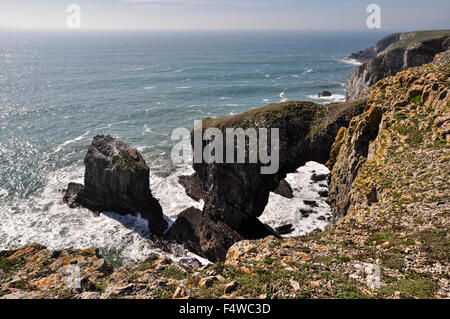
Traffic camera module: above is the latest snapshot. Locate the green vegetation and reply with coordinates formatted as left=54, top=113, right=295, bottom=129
left=0, top=256, right=25, bottom=279
left=160, top=266, right=186, bottom=280
left=112, top=150, right=146, bottom=173
left=387, top=30, right=450, bottom=51
left=410, top=95, right=422, bottom=105
left=379, top=278, right=438, bottom=299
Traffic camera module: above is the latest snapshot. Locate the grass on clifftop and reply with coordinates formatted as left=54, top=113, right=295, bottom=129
left=387, top=30, right=450, bottom=51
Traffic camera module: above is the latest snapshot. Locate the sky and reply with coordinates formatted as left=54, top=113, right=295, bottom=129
left=0, top=0, right=449, bottom=32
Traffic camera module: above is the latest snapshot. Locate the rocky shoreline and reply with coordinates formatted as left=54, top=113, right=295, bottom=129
left=346, top=30, right=450, bottom=100
left=1, top=36, right=449, bottom=299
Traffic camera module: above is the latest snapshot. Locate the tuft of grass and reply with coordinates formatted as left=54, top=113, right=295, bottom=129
left=378, top=278, right=438, bottom=299
left=410, top=95, right=422, bottom=105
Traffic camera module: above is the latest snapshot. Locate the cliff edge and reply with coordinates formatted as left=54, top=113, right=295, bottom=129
left=346, top=31, right=450, bottom=101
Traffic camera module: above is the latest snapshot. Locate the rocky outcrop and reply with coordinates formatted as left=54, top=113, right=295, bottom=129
left=348, top=32, right=403, bottom=62
left=166, top=207, right=243, bottom=261
left=348, top=30, right=450, bottom=62
left=178, top=173, right=206, bottom=202
left=273, top=179, right=294, bottom=198
left=346, top=36, right=450, bottom=101
left=170, top=99, right=366, bottom=261
left=329, top=50, right=450, bottom=221
left=63, top=135, right=167, bottom=235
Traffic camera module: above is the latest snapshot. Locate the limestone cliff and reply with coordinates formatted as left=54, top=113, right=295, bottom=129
left=170, top=99, right=366, bottom=261
left=348, top=30, right=450, bottom=62
left=346, top=35, right=449, bottom=101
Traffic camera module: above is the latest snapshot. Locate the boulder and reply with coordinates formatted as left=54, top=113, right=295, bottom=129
left=178, top=173, right=206, bottom=202
left=273, top=179, right=294, bottom=198
left=167, top=207, right=243, bottom=261
left=275, top=224, right=294, bottom=235
left=318, top=91, right=332, bottom=97
left=63, top=135, right=167, bottom=235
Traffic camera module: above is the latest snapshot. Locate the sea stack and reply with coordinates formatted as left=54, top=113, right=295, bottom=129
left=63, top=135, right=167, bottom=235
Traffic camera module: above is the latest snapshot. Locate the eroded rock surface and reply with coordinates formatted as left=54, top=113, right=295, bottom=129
left=329, top=50, right=450, bottom=221
left=347, top=36, right=450, bottom=101
left=64, top=135, right=167, bottom=235
left=170, top=99, right=366, bottom=261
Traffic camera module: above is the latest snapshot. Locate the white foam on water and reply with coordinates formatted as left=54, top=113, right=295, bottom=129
left=144, top=86, right=155, bottom=90
left=124, top=66, right=145, bottom=72
left=53, top=131, right=90, bottom=154
left=303, top=68, right=313, bottom=74
left=0, top=163, right=207, bottom=266
left=150, top=165, right=204, bottom=222
left=306, top=94, right=346, bottom=103
left=260, top=161, right=331, bottom=236
left=142, top=124, right=152, bottom=134
left=176, top=86, right=192, bottom=89
left=0, top=187, right=8, bottom=198
left=280, top=90, right=288, bottom=102
left=338, top=58, right=363, bottom=66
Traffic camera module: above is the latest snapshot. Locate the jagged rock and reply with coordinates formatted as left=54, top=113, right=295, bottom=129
left=318, top=190, right=329, bottom=197
left=303, top=200, right=318, bottom=207
left=173, top=283, right=191, bottom=299
left=329, top=50, right=450, bottom=221
left=347, top=36, right=450, bottom=100
left=178, top=173, right=207, bottom=202
left=300, top=208, right=313, bottom=217
left=275, top=224, right=294, bottom=235
left=311, top=173, right=328, bottom=182
left=273, top=179, right=294, bottom=198
left=318, top=91, right=332, bottom=97
left=177, top=258, right=202, bottom=270
left=63, top=135, right=167, bottom=235
left=348, top=32, right=408, bottom=62
left=167, top=207, right=243, bottom=261
left=178, top=99, right=366, bottom=261
left=366, top=187, right=379, bottom=205
left=224, top=281, right=241, bottom=295
left=78, top=292, right=101, bottom=299
left=198, top=276, right=218, bottom=287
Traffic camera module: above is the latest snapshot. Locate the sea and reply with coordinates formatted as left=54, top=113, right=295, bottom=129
left=0, top=30, right=386, bottom=265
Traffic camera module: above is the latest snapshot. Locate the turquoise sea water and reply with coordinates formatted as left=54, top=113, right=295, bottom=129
left=0, top=31, right=384, bottom=263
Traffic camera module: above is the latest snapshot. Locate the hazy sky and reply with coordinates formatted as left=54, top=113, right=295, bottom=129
left=0, top=0, right=449, bottom=31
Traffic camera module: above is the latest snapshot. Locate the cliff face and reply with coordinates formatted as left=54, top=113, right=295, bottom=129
left=330, top=50, right=450, bottom=222
left=170, top=99, right=366, bottom=261
left=348, top=32, right=402, bottom=61
left=346, top=36, right=450, bottom=101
